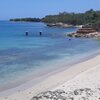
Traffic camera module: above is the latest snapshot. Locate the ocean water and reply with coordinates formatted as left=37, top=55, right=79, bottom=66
left=0, top=21, right=100, bottom=89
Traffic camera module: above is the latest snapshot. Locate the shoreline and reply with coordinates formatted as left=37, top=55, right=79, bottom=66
left=0, top=51, right=100, bottom=100
left=0, top=49, right=99, bottom=94
left=33, top=58, right=100, bottom=100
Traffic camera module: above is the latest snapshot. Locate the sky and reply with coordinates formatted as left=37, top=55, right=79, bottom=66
left=0, top=0, right=100, bottom=20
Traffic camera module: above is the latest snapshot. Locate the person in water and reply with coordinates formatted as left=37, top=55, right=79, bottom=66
left=25, top=31, right=29, bottom=36
left=39, top=31, right=42, bottom=36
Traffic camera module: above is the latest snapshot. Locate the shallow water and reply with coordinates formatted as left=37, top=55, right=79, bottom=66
left=0, top=21, right=100, bottom=88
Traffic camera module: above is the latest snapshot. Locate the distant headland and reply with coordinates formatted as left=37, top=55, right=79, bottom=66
left=10, top=9, right=100, bottom=38
left=10, top=18, right=41, bottom=22
left=10, top=9, right=100, bottom=28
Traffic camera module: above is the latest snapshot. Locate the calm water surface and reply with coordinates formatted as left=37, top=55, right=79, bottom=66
left=0, top=21, right=100, bottom=87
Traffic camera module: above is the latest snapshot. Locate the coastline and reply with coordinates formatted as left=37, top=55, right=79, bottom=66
left=33, top=56, right=100, bottom=100
left=0, top=51, right=100, bottom=100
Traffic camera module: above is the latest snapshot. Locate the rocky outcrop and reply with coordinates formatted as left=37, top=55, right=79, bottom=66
left=47, top=23, right=74, bottom=28
left=67, top=26, right=100, bottom=39
left=77, top=28, right=96, bottom=34
left=31, top=88, right=100, bottom=100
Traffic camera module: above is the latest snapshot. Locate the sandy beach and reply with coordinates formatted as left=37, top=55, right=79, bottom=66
left=0, top=54, right=100, bottom=100
left=0, top=0, right=100, bottom=100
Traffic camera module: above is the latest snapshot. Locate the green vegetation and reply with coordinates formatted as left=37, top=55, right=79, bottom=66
left=10, top=18, right=41, bottom=22
left=10, top=9, right=100, bottom=29
left=42, top=9, right=100, bottom=26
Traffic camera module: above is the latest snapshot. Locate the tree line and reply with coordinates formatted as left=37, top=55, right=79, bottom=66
left=10, top=9, right=100, bottom=27
left=10, top=18, right=41, bottom=22
left=42, top=9, right=100, bottom=25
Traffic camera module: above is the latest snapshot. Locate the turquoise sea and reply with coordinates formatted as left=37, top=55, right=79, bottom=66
left=0, top=21, right=100, bottom=90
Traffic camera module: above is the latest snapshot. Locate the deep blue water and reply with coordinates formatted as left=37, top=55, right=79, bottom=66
left=0, top=21, right=100, bottom=87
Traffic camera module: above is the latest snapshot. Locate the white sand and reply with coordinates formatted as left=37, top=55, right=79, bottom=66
left=53, top=63, right=100, bottom=99
left=0, top=55, right=100, bottom=100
